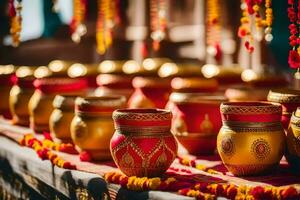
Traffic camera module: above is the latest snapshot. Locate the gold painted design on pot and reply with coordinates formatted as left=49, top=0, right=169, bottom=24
left=267, top=89, right=300, bottom=103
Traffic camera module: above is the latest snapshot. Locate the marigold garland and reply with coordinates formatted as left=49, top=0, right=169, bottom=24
left=104, top=171, right=300, bottom=200
left=206, top=0, right=222, bottom=62
left=288, top=0, right=300, bottom=69
left=96, top=0, right=120, bottom=54
left=238, top=0, right=273, bottom=53
left=9, top=0, right=22, bottom=47
left=19, top=134, right=77, bottom=169
left=178, top=157, right=224, bottom=175
left=70, top=0, right=87, bottom=43
left=150, top=0, right=167, bottom=51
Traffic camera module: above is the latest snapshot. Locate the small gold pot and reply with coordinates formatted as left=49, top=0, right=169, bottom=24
left=10, top=76, right=35, bottom=126
left=28, top=78, right=87, bottom=133
left=218, top=102, right=285, bottom=176
left=0, top=65, right=16, bottom=119
left=286, top=107, right=300, bottom=171
left=49, top=95, right=78, bottom=143
left=71, top=96, right=126, bottom=161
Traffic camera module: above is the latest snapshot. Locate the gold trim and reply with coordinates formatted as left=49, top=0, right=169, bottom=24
left=268, top=89, right=300, bottom=103
left=220, top=102, right=282, bottom=115
left=223, top=121, right=281, bottom=128
left=113, top=109, right=172, bottom=121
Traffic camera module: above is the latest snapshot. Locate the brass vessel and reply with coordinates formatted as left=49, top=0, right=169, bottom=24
left=9, top=66, right=37, bottom=126
left=286, top=107, right=300, bottom=171
left=28, top=78, right=87, bottom=133
left=0, top=65, right=16, bottom=119
left=71, top=96, right=126, bottom=160
left=49, top=95, right=78, bottom=143
left=218, top=102, right=285, bottom=176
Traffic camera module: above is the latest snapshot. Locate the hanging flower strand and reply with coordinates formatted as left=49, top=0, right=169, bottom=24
left=70, top=0, right=87, bottom=43
left=238, top=0, right=273, bottom=53
left=96, top=0, right=120, bottom=55
left=206, top=0, right=222, bottom=62
left=288, top=0, right=300, bottom=69
left=9, top=0, right=22, bottom=47
left=150, top=0, right=167, bottom=51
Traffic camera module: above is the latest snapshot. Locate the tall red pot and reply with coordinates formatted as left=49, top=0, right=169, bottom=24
left=166, top=92, right=226, bottom=155
left=128, top=77, right=171, bottom=109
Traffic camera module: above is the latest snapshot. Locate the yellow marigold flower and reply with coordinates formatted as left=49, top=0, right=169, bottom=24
left=148, top=178, right=161, bottom=190
left=266, top=8, right=272, bottom=14
left=253, top=5, right=259, bottom=12
left=196, top=164, right=207, bottom=171
left=165, top=177, right=176, bottom=185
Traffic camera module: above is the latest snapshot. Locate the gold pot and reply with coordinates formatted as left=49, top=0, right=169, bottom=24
left=71, top=96, right=126, bottom=161
left=0, top=65, right=16, bottom=119
left=28, top=78, right=87, bottom=133
left=286, top=107, right=300, bottom=171
left=49, top=95, right=78, bottom=143
left=218, top=102, right=285, bottom=176
left=9, top=66, right=37, bottom=126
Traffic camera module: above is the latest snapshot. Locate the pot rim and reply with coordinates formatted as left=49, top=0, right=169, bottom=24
left=220, top=101, right=282, bottom=115
left=171, top=77, right=218, bottom=90
left=267, top=88, right=300, bottom=103
left=113, top=108, right=172, bottom=121
left=75, top=95, right=126, bottom=113
left=169, top=92, right=227, bottom=104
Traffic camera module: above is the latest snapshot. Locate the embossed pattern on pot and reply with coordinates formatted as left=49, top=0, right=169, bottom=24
left=217, top=102, right=285, bottom=176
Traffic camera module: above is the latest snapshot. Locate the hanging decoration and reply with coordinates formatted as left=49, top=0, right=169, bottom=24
left=70, top=0, right=87, bottom=43
left=150, top=0, right=167, bottom=51
left=96, top=0, right=120, bottom=54
left=206, top=0, right=222, bottom=62
left=288, top=0, right=300, bottom=69
left=9, top=0, right=22, bottom=47
left=238, top=0, right=273, bottom=53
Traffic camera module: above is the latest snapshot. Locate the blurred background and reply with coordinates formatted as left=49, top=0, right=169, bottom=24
left=0, top=0, right=290, bottom=71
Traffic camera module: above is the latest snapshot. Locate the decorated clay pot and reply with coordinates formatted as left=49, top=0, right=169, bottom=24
left=167, top=92, right=226, bottom=155
left=286, top=107, right=300, bottom=171
left=171, top=77, right=218, bottom=93
left=49, top=95, right=78, bottom=143
left=128, top=77, right=171, bottom=109
left=10, top=76, right=35, bottom=126
left=268, top=89, right=300, bottom=130
left=71, top=96, right=126, bottom=161
left=28, top=78, right=87, bottom=133
left=95, top=74, right=134, bottom=101
left=111, top=109, right=177, bottom=177
left=218, top=102, right=285, bottom=176
left=0, top=65, right=16, bottom=119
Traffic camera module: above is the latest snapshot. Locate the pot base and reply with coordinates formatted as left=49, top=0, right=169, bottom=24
left=225, top=163, right=278, bottom=176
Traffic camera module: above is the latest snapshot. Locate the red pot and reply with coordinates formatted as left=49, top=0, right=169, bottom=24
left=128, top=77, right=171, bottom=109
left=267, top=89, right=300, bottom=130
left=167, top=92, right=226, bottom=155
left=110, top=109, right=177, bottom=177
left=95, top=74, right=134, bottom=102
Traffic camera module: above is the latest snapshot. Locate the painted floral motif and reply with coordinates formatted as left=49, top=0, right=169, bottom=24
left=251, top=138, right=271, bottom=161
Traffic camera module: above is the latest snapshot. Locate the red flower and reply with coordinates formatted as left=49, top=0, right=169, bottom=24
left=288, top=50, right=300, bottom=69
left=79, top=151, right=92, bottom=162
left=280, top=187, right=299, bottom=199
